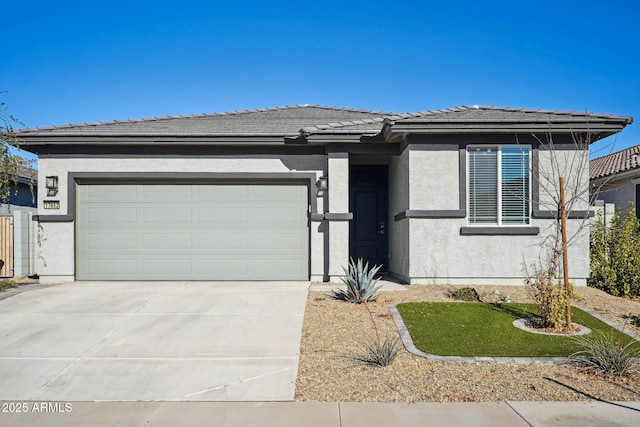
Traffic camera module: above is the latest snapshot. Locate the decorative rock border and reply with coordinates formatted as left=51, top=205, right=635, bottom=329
left=389, top=303, right=640, bottom=365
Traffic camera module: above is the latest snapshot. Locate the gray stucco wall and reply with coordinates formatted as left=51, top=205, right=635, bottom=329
left=388, top=149, right=409, bottom=278
left=408, top=144, right=460, bottom=210
left=594, top=173, right=639, bottom=217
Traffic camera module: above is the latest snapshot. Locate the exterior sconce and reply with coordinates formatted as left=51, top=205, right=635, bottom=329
left=46, top=176, right=59, bottom=196
left=316, top=176, right=328, bottom=196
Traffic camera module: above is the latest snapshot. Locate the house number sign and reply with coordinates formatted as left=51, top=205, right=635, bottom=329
left=43, top=201, right=60, bottom=209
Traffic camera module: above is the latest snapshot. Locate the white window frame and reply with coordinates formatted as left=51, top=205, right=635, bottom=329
left=467, top=145, right=531, bottom=226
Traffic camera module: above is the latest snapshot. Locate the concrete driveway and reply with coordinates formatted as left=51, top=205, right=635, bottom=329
left=0, top=281, right=309, bottom=401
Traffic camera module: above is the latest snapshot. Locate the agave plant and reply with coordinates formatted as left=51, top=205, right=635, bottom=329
left=332, top=257, right=382, bottom=303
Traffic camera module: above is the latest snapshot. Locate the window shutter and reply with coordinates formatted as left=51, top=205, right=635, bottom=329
left=469, top=147, right=497, bottom=223
left=501, top=147, right=530, bottom=224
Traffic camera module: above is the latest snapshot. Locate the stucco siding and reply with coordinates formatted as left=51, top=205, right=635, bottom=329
left=595, top=176, right=639, bottom=217
left=409, top=144, right=459, bottom=210
left=537, top=148, right=590, bottom=212
left=407, top=217, right=588, bottom=285
left=388, top=150, right=409, bottom=278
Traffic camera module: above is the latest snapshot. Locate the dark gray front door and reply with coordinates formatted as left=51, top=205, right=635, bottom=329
left=349, top=165, right=388, bottom=270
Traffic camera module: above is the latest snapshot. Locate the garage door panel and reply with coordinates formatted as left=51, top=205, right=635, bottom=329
left=141, top=258, right=194, bottom=276
left=252, top=259, right=306, bottom=277
left=142, top=185, right=194, bottom=200
left=84, top=185, right=137, bottom=200
left=85, top=233, right=137, bottom=250
left=86, top=207, right=138, bottom=224
left=142, top=233, right=192, bottom=249
left=197, top=185, right=248, bottom=200
left=249, top=185, right=305, bottom=200
left=197, top=259, right=248, bottom=277
left=86, top=259, right=138, bottom=277
left=196, top=207, right=247, bottom=224
left=77, top=182, right=309, bottom=280
left=254, top=208, right=306, bottom=226
left=197, top=234, right=247, bottom=250
left=253, top=232, right=305, bottom=250
left=142, top=207, right=193, bottom=224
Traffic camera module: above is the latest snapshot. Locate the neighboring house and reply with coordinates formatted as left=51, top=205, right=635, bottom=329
left=0, top=167, right=37, bottom=214
left=16, top=105, right=632, bottom=285
left=0, top=167, right=37, bottom=277
left=590, top=143, right=640, bottom=218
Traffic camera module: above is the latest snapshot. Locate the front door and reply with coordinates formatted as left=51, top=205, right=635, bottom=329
left=349, top=165, right=388, bottom=271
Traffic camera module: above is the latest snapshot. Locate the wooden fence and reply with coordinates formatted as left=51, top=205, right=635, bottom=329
left=0, top=216, right=13, bottom=277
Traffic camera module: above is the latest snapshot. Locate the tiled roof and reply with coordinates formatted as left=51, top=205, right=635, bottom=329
left=590, top=144, right=640, bottom=180
left=392, top=105, right=631, bottom=122
left=18, top=105, right=398, bottom=138
left=16, top=104, right=632, bottom=143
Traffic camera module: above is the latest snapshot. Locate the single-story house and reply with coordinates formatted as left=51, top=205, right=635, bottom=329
left=590, top=143, right=640, bottom=219
left=17, top=105, right=632, bottom=285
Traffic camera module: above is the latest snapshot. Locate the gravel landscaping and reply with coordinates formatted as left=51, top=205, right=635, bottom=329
left=295, top=284, right=640, bottom=402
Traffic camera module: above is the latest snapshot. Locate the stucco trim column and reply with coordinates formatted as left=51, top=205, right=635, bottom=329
left=328, top=152, right=350, bottom=281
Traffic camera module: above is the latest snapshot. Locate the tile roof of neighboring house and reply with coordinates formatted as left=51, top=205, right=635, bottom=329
left=16, top=104, right=632, bottom=141
left=590, top=144, right=640, bottom=180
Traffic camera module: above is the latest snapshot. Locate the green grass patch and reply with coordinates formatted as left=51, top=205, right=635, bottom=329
left=397, top=302, right=640, bottom=357
left=0, top=279, right=18, bottom=292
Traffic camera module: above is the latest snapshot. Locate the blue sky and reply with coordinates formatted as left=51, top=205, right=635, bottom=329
left=2, top=0, right=638, bottom=161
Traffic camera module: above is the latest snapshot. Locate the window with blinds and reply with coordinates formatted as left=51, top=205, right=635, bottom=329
left=468, top=146, right=530, bottom=225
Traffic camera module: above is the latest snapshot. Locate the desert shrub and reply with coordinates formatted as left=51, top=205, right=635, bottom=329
left=450, top=287, right=480, bottom=302
left=359, top=334, right=400, bottom=367
left=589, top=207, right=640, bottom=298
left=354, top=292, right=400, bottom=367
left=524, top=266, right=567, bottom=331
left=0, top=279, right=17, bottom=292
left=332, top=258, right=382, bottom=303
left=570, top=330, right=640, bottom=376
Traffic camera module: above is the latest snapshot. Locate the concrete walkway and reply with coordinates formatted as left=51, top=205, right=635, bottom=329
left=1, top=400, right=639, bottom=426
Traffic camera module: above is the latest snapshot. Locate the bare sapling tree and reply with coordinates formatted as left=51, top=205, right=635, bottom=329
left=525, top=127, right=595, bottom=332
left=0, top=91, right=35, bottom=206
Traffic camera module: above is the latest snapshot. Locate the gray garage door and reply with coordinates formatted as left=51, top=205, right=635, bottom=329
left=76, top=182, right=309, bottom=280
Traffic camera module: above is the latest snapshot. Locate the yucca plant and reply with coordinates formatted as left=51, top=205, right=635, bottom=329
left=332, top=257, right=382, bottom=303
left=569, top=331, right=640, bottom=376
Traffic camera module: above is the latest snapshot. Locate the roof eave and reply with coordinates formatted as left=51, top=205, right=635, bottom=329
left=384, top=123, right=629, bottom=143
left=305, top=133, right=373, bottom=144
left=16, top=134, right=298, bottom=146
left=591, top=166, right=640, bottom=183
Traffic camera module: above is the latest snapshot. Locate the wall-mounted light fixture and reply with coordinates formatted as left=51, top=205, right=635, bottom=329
left=316, top=176, right=328, bottom=196
left=45, top=176, right=59, bottom=197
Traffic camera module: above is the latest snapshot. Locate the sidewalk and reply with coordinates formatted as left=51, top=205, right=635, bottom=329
left=2, top=401, right=639, bottom=426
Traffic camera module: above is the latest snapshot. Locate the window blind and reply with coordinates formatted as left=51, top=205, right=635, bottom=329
left=501, top=147, right=530, bottom=224
left=469, top=147, right=497, bottom=223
